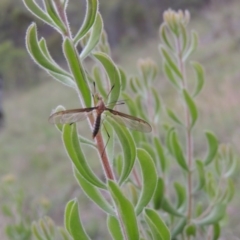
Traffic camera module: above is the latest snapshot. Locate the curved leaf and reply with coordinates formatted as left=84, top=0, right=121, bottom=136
left=153, top=177, right=165, bottom=210
left=154, top=137, right=166, bottom=172
left=93, top=52, right=121, bottom=107
left=107, top=215, right=124, bottom=240
left=191, top=62, right=204, bottom=97
left=135, top=148, right=157, bottom=215
left=145, top=208, right=170, bottom=240
left=171, top=218, right=187, bottom=238
left=106, top=117, right=136, bottom=185
left=62, top=124, right=106, bottom=189
left=163, top=63, right=180, bottom=89
left=160, top=46, right=183, bottom=80
left=194, top=160, right=205, bottom=191
left=166, top=108, right=183, bottom=125
left=160, top=23, right=174, bottom=51
left=64, top=199, right=90, bottom=240
left=194, top=204, right=226, bottom=226
left=174, top=182, right=186, bottom=209
left=183, top=30, right=198, bottom=62
left=80, top=13, right=103, bottom=60
left=171, top=131, right=189, bottom=171
left=183, top=89, right=198, bottom=129
left=23, top=0, right=54, bottom=28
left=161, top=198, right=184, bottom=217
left=204, top=131, right=218, bottom=165
left=108, top=181, right=139, bottom=240
left=74, top=168, right=114, bottom=215
left=26, top=24, right=71, bottom=77
left=63, top=38, right=92, bottom=107
left=74, top=0, right=99, bottom=45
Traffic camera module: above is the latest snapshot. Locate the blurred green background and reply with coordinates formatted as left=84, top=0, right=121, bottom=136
left=0, top=0, right=239, bottom=239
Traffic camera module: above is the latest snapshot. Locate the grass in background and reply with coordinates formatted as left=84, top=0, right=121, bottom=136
left=0, top=0, right=240, bottom=238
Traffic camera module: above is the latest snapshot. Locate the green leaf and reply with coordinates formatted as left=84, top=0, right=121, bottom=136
left=179, top=23, right=188, bottom=54
left=135, top=148, right=157, bottom=215
left=43, top=0, right=67, bottom=34
left=160, top=23, right=174, bottom=51
left=74, top=168, right=115, bottom=215
left=212, top=223, right=221, bottom=240
left=108, top=181, right=139, bottom=240
left=154, top=137, right=166, bottom=172
left=92, top=65, right=107, bottom=99
left=171, top=218, right=187, bottom=238
left=195, top=204, right=226, bottom=226
left=26, top=24, right=71, bottom=77
left=160, top=46, right=183, bottom=80
left=106, top=117, right=136, bottom=185
left=23, top=0, right=54, bottom=27
left=151, top=87, right=162, bottom=117
left=166, top=127, right=175, bottom=155
left=62, top=124, right=106, bottom=189
left=185, top=224, right=196, bottom=237
left=183, top=89, right=198, bottom=128
left=64, top=199, right=90, bottom=240
left=140, top=142, right=156, bottom=164
left=183, top=30, right=198, bottom=62
left=107, top=215, right=124, bottom=240
left=174, top=182, right=186, bottom=209
left=145, top=208, right=171, bottom=240
left=192, top=62, right=204, bottom=97
left=93, top=52, right=121, bottom=107
left=204, top=131, right=219, bottom=165
left=153, top=177, right=165, bottom=210
left=163, top=63, right=180, bottom=89
left=32, top=222, right=44, bottom=240
left=194, top=160, right=205, bottom=191
left=171, top=131, right=189, bottom=171
left=119, top=67, right=127, bottom=91
left=80, top=13, right=103, bottom=60
left=224, top=156, right=237, bottom=178
left=74, top=0, right=99, bottom=44
left=63, top=38, right=92, bottom=107
left=161, top=198, right=184, bottom=217
left=166, top=108, right=183, bottom=125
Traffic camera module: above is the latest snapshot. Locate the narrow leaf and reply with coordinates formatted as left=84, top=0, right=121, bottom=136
left=153, top=177, right=165, bottom=210
left=107, top=215, right=124, bottom=240
left=106, top=117, right=136, bottom=185
left=171, top=131, right=189, bottom=171
left=145, top=208, right=171, bottom=240
left=204, top=131, right=218, bottom=165
left=183, top=89, right=198, bottom=128
left=192, top=62, right=205, bottom=97
left=160, top=23, right=174, bottom=50
left=80, top=13, right=103, bottom=60
left=64, top=199, right=90, bottom=240
left=135, top=148, right=158, bottom=215
left=154, top=137, right=166, bottom=172
left=74, top=168, right=114, bottom=215
left=163, top=63, right=180, bottom=89
left=26, top=24, right=71, bottom=77
left=62, top=124, right=106, bottom=189
left=161, top=198, right=184, bottom=217
left=166, top=108, right=183, bottom=125
left=194, top=160, right=205, bottom=191
left=108, top=181, right=139, bottom=240
left=74, top=0, right=99, bottom=45
left=171, top=218, right=187, bottom=239
left=43, top=0, right=67, bottom=34
left=23, top=0, right=54, bottom=27
left=174, top=182, right=186, bottom=209
left=213, top=223, right=221, bottom=240
left=195, top=204, right=226, bottom=226
left=160, top=46, right=183, bottom=80
left=93, top=52, right=121, bottom=107
left=183, top=31, right=198, bottom=61
left=63, top=38, right=92, bottom=107
left=119, top=67, right=127, bottom=91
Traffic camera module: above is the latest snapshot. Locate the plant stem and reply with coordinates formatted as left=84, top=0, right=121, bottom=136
left=176, top=38, right=193, bottom=225
left=88, top=114, right=115, bottom=180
